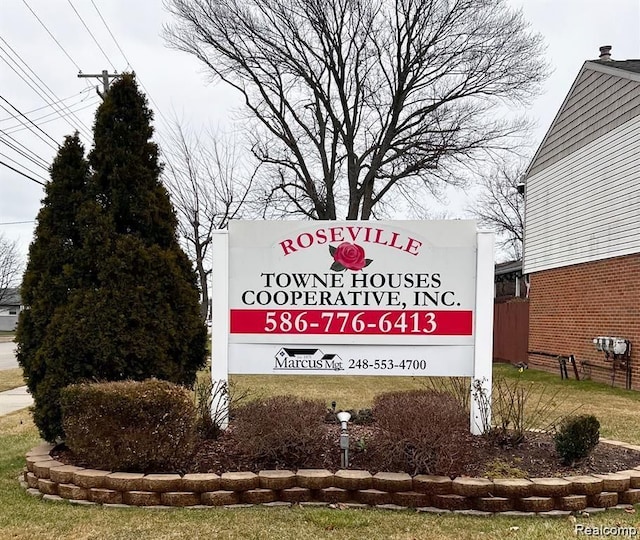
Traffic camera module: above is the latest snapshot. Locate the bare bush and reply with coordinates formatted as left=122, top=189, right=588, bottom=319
left=232, top=395, right=327, bottom=469
left=422, top=376, right=471, bottom=413
left=368, top=389, right=476, bottom=476
left=490, top=375, right=579, bottom=445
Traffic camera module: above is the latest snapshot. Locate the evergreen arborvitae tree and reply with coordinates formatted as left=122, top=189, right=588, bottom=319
left=90, top=73, right=177, bottom=247
left=18, top=75, right=207, bottom=442
left=16, top=134, right=90, bottom=440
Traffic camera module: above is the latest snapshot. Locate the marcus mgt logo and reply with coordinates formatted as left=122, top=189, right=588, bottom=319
left=274, top=348, right=344, bottom=371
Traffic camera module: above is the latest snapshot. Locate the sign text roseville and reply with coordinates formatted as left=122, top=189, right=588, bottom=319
left=211, top=220, right=494, bottom=434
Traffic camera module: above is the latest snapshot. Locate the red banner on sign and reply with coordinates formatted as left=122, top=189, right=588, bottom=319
left=230, top=309, right=473, bottom=335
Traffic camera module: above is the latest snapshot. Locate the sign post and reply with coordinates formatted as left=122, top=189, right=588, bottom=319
left=211, top=220, right=494, bottom=433
left=211, top=229, right=229, bottom=428
left=471, top=231, right=494, bottom=434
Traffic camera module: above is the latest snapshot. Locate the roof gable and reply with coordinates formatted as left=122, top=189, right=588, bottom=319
left=592, top=59, right=640, bottom=75
left=0, top=288, right=21, bottom=306
left=526, top=61, right=640, bottom=178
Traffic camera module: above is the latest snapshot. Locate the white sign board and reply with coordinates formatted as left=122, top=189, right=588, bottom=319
left=211, top=220, right=494, bottom=433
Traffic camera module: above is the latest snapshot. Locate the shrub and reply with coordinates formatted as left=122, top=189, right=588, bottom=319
left=554, top=414, right=600, bottom=465
left=232, top=395, right=327, bottom=469
left=61, top=379, right=197, bottom=473
left=368, top=389, right=475, bottom=476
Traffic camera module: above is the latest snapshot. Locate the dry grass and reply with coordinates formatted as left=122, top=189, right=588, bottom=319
left=0, top=368, right=24, bottom=393
left=230, top=374, right=425, bottom=410
left=0, top=408, right=34, bottom=436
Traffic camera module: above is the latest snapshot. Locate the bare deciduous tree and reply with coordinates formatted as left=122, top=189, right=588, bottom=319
left=162, top=121, right=255, bottom=319
left=164, top=0, right=548, bottom=220
left=0, top=234, right=21, bottom=304
left=469, top=161, right=525, bottom=260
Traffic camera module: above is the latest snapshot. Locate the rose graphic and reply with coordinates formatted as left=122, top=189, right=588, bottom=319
left=329, top=242, right=372, bottom=272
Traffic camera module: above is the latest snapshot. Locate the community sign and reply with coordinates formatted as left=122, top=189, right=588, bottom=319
left=212, top=220, right=493, bottom=376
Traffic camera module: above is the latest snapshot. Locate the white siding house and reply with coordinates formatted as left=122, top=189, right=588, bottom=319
left=523, top=53, right=640, bottom=274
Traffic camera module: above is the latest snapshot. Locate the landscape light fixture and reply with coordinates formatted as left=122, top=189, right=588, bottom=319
left=336, top=411, right=351, bottom=468
left=336, top=410, right=351, bottom=430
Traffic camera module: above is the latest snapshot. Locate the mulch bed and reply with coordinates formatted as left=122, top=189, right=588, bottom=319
left=53, top=422, right=640, bottom=478
left=185, top=424, right=640, bottom=478
left=53, top=424, right=639, bottom=478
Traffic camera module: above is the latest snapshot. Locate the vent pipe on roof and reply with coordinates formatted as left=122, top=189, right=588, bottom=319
left=599, top=45, right=612, bottom=61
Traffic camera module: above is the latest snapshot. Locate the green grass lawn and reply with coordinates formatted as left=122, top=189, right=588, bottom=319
left=1, top=364, right=640, bottom=538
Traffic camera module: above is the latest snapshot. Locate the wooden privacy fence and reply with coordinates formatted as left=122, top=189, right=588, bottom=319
left=493, top=299, right=529, bottom=364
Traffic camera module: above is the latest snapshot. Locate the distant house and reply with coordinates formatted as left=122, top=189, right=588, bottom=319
left=522, top=46, right=639, bottom=389
left=0, top=288, right=21, bottom=331
left=494, top=259, right=526, bottom=301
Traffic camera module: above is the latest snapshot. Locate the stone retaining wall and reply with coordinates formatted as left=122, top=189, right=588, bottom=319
left=21, top=442, right=640, bottom=516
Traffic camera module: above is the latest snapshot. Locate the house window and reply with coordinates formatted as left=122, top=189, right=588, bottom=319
left=9, top=310, right=17, bottom=315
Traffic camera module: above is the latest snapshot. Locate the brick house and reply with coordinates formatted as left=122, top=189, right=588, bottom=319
left=522, top=46, right=639, bottom=389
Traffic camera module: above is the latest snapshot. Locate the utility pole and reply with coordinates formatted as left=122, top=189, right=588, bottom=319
left=77, top=70, right=120, bottom=99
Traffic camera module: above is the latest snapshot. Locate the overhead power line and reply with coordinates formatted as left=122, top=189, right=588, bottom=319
left=90, top=0, right=132, bottom=70
left=0, top=151, right=48, bottom=182
left=0, top=133, right=49, bottom=170
left=66, top=0, right=117, bottom=71
left=0, top=36, right=94, bottom=135
left=0, top=42, right=93, bottom=141
left=0, top=160, right=47, bottom=186
left=0, top=220, right=36, bottom=226
left=21, top=0, right=82, bottom=72
left=0, top=129, right=49, bottom=167
left=0, top=95, right=59, bottom=150
left=0, top=87, right=93, bottom=120
left=3, top=98, right=99, bottom=134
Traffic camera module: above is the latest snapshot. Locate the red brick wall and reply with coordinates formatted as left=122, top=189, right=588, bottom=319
left=528, top=253, right=639, bottom=390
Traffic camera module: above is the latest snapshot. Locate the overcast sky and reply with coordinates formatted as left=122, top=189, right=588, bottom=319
left=1, top=0, right=639, bottom=263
